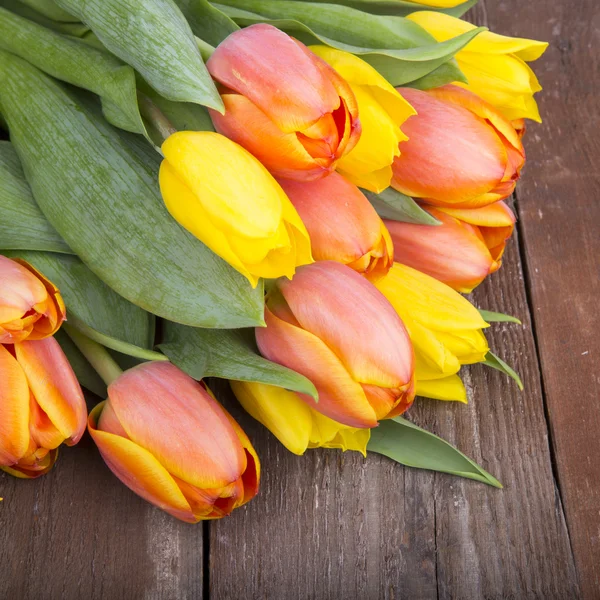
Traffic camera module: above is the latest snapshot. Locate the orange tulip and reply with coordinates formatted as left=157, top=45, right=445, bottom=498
left=207, top=24, right=360, bottom=181
left=0, top=338, right=86, bottom=478
left=391, top=85, right=525, bottom=209
left=386, top=201, right=516, bottom=293
left=88, top=362, right=259, bottom=522
left=256, top=261, right=414, bottom=428
left=0, top=255, right=66, bottom=343
left=278, top=173, right=393, bottom=280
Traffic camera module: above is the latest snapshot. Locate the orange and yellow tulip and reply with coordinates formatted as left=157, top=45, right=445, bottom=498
left=88, top=362, right=259, bottom=522
left=0, top=338, right=86, bottom=478
left=278, top=173, right=393, bottom=280
left=0, top=255, right=65, bottom=343
left=256, top=261, right=415, bottom=428
left=392, top=85, right=525, bottom=209
left=386, top=201, right=516, bottom=293
left=207, top=24, right=360, bottom=181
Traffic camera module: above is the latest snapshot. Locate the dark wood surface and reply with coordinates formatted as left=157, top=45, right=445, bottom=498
left=1, top=0, right=598, bottom=598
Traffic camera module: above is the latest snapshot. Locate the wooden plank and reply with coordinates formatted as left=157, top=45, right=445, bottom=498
left=0, top=432, right=204, bottom=599
left=209, top=234, right=579, bottom=598
left=479, top=0, right=600, bottom=597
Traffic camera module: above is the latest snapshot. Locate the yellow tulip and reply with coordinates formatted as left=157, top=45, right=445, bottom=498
left=231, top=380, right=370, bottom=456
left=309, top=46, right=416, bottom=193
left=375, top=263, right=489, bottom=402
left=407, top=11, right=548, bottom=122
left=159, top=131, right=312, bottom=288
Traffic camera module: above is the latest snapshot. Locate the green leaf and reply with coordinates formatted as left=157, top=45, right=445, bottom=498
left=483, top=351, right=524, bottom=391
left=404, top=58, right=467, bottom=90
left=0, top=141, right=72, bottom=254
left=0, top=0, right=90, bottom=36
left=54, top=0, right=224, bottom=111
left=137, top=78, right=215, bottom=139
left=362, top=187, right=441, bottom=225
left=0, top=53, right=265, bottom=328
left=479, top=309, right=522, bottom=325
left=0, top=7, right=147, bottom=137
left=55, top=329, right=107, bottom=398
left=159, top=321, right=318, bottom=399
left=17, top=0, right=78, bottom=21
left=368, top=416, right=502, bottom=487
left=2, top=250, right=156, bottom=351
left=174, top=0, right=238, bottom=46
left=215, top=0, right=485, bottom=85
left=276, top=0, right=478, bottom=18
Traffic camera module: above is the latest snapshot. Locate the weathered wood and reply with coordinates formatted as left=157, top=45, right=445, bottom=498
left=475, top=1, right=600, bottom=597
left=0, top=434, right=204, bottom=599
left=209, top=232, right=579, bottom=599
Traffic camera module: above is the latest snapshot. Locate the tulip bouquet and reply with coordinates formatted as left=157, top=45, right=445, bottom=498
left=0, top=0, right=546, bottom=521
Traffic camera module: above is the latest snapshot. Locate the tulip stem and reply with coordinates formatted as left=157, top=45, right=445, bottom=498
left=64, top=325, right=124, bottom=387
left=137, top=93, right=177, bottom=143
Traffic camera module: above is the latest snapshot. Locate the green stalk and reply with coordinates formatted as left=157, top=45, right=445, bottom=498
left=64, top=324, right=123, bottom=386
left=137, top=92, right=177, bottom=143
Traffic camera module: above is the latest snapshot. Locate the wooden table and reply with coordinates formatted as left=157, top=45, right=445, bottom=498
left=1, top=0, right=598, bottom=598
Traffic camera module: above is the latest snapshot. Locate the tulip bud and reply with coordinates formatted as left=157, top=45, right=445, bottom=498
left=88, top=362, right=259, bottom=522
left=0, top=338, right=86, bottom=478
left=159, top=131, right=312, bottom=288
left=375, top=263, right=490, bottom=402
left=278, top=173, right=393, bottom=280
left=0, top=255, right=66, bottom=343
left=256, top=261, right=415, bottom=428
left=386, top=201, right=516, bottom=293
left=207, top=24, right=360, bottom=181
left=407, top=12, right=548, bottom=122
left=231, top=381, right=370, bottom=456
left=391, top=85, right=525, bottom=209
left=309, top=46, right=416, bottom=193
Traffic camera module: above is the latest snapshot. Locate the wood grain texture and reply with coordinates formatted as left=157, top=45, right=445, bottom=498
left=0, top=432, right=204, bottom=599
left=473, top=0, right=600, bottom=597
left=208, top=231, right=579, bottom=599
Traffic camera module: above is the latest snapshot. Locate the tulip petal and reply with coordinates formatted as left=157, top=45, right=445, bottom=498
left=1, top=448, right=58, bottom=479
left=386, top=208, right=494, bottom=293
left=207, top=24, right=341, bottom=133
left=14, top=338, right=87, bottom=445
left=278, top=262, right=414, bottom=388
left=107, top=362, right=247, bottom=490
left=407, top=12, right=548, bottom=60
left=89, top=403, right=197, bottom=523
left=231, top=380, right=313, bottom=456
left=161, top=131, right=284, bottom=239
left=375, top=263, right=489, bottom=333
left=159, top=159, right=258, bottom=287
left=417, top=374, right=468, bottom=403
left=0, top=344, right=30, bottom=465
left=278, top=173, right=383, bottom=267
left=257, top=306, right=378, bottom=428
left=211, top=94, right=332, bottom=180
left=392, top=88, right=508, bottom=207
left=309, top=410, right=370, bottom=456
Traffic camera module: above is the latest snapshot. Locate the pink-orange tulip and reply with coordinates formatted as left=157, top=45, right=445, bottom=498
left=391, top=85, right=525, bottom=209
left=0, top=338, right=86, bottom=478
left=256, top=261, right=415, bottom=428
left=387, top=201, right=516, bottom=293
left=0, top=255, right=66, bottom=343
left=88, top=362, right=259, bottom=523
left=278, top=173, right=393, bottom=280
left=207, top=24, right=360, bottom=181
